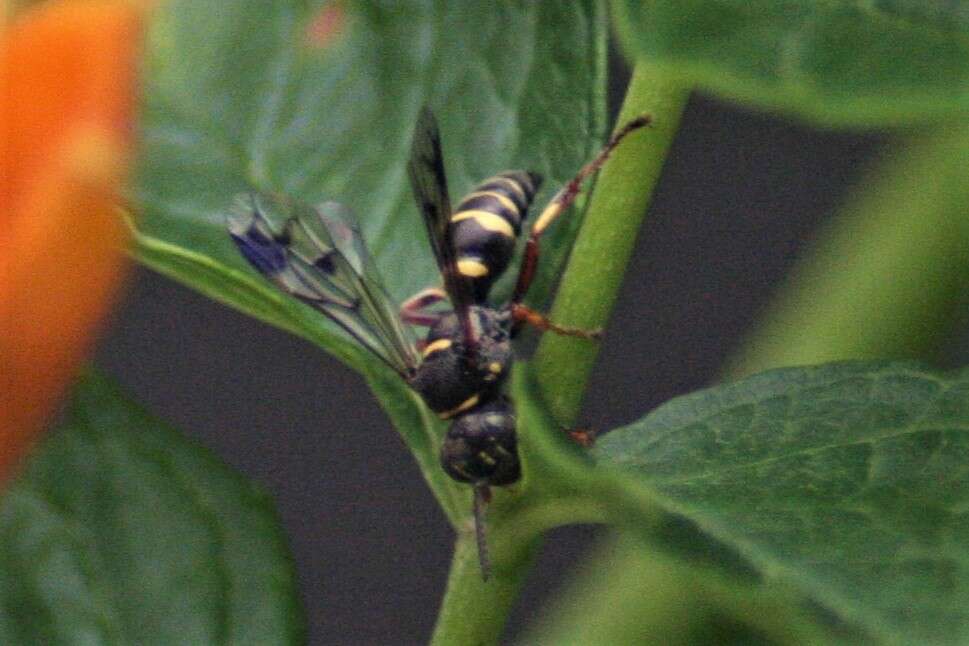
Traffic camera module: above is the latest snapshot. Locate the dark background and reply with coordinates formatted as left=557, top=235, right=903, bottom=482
left=94, top=80, right=894, bottom=643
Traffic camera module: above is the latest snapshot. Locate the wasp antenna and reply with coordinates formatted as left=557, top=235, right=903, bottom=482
left=473, top=483, right=492, bottom=581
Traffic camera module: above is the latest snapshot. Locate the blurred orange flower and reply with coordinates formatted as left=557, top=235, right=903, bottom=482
left=0, top=1, right=143, bottom=483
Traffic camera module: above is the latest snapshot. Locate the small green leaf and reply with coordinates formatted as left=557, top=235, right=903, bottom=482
left=613, top=1, right=969, bottom=126
left=0, top=372, right=302, bottom=645
left=597, top=361, right=969, bottom=644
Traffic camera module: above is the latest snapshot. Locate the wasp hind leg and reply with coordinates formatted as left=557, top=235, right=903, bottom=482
left=509, top=114, right=651, bottom=308
left=507, top=115, right=650, bottom=339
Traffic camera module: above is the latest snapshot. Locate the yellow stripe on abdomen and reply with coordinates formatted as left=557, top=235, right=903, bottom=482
left=483, top=175, right=528, bottom=202
left=450, top=210, right=515, bottom=238
left=457, top=258, right=490, bottom=277
left=461, top=190, right=519, bottom=213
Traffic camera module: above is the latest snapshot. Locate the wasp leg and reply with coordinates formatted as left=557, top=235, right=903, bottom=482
left=400, top=286, right=447, bottom=326
left=565, top=426, right=596, bottom=447
left=510, top=303, right=602, bottom=339
left=510, top=114, right=652, bottom=306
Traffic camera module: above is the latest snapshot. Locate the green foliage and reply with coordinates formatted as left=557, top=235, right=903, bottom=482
left=0, top=372, right=301, bottom=645
left=613, top=0, right=969, bottom=126
left=7, top=0, right=967, bottom=643
left=597, top=362, right=969, bottom=644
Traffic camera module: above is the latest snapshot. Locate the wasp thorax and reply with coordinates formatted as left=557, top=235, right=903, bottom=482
left=440, top=397, right=520, bottom=486
left=409, top=306, right=512, bottom=417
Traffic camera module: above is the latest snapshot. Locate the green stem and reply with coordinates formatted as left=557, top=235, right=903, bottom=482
left=534, top=61, right=689, bottom=425
left=725, top=126, right=969, bottom=378
left=429, top=531, right=539, bottom=646
left=429, top=61, right=689, bottom=646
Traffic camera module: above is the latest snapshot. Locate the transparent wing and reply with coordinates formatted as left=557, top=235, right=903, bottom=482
left=407, top=107, right=475, bottom=320
left=227, top=192, right=419, bottom=377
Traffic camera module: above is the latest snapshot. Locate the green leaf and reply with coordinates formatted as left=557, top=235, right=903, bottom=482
left=613, top=1, right=969, bottom=127
left=136, top=0, right=606, bottom=336
left=596, top=361, right=969, bottom=644
left=0, top=372, right=302, bottom=645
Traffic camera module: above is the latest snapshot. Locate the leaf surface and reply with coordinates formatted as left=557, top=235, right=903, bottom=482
left=0, top=372, right=301, bottom=645
left=597, top=362, right=969, bottom=644
left=614, top=1, right=969, bottom=126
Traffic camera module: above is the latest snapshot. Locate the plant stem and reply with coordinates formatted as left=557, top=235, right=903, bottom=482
left=534, top=61, right=689, bottom=425
left=725, top=126, right=969, bottom=378
left=429, top=61, right=689, bottom=646
left=429, top=531, right=539, bottom=646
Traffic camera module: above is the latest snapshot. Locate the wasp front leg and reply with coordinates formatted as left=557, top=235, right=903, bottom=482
left=400, top=286, right=447, bottom=328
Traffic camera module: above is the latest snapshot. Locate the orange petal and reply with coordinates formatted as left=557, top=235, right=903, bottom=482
left=2, top=0, right=141, bottom=208
left=0, top=1, right=143, bottom=483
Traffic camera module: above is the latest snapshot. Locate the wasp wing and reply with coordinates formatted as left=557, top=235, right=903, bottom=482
left=227, top=192, right=419, bottom=377
left=407, top=108, right=475, bottom=343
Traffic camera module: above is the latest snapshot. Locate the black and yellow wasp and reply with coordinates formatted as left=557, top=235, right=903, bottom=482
left=227, top=108, right=648, bottom=577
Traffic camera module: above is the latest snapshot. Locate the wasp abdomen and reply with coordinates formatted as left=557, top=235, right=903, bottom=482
left=450, top=171, right=542, bottom=301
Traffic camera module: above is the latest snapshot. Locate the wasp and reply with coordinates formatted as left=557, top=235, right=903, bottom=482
left=227, top=108, right=649, bottom=578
